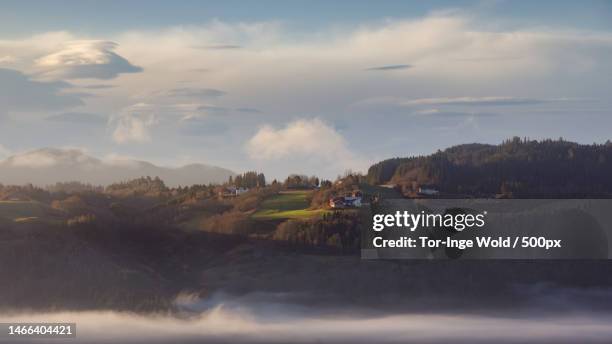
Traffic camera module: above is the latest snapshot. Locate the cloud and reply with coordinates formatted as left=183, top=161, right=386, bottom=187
left=102, top=153, right=141, bottom=168
left=414, top=108, right=497, bottom=118
left=109, top=100, right=235, bottom=143
left=197, top=44, right=242, bottom=50
left=0, top=55, right=16, bottom=64
left=123, top=89, right=228, bottom=129
left=35, top=40, right=142, bottom=79
left=111, top=109, right=157, bottom=144
left=2, top=148, right=98, bottom=168
left=0, top=144, right=11, bottom=160
left=165, top=87, right=226, bottom=98
left=246, top=118, right=366, bottom=172
left=2, top=308, right=612, bottom=344
left=0, top=15, right=611, bottom=177
left=235, top=107, right=260, bottom=113
left=366, top=64, right=412, bottom=71
left=401, top=96, right=551, bottom=106
left=121, top=102, right=211, bottom=120
left=81, top=84, right=115, bottom=89
left=355, top=96, right=579, bottom=109
left=195, top=105, right=261, bottom=115
left=45, top=112, right=107, bottom=125
left=0, top=68, right=83, bottom=113
left=99, top=14, right=612, bottom=126
left=453, top=56, right=524, bottom=62
left=7, top=151, right=59, bottom=168
left=196, top=105, right=229, bottom=115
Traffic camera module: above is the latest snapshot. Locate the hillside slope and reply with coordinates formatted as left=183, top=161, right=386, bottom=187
left=367, top=138, right=612, bottom=197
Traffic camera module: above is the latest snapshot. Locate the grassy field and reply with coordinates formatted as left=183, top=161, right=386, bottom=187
left=0, top=200, right=68, bottom=225
left=252, top=190, right=329, bottom=220
left=0, top=201, right=52, bottom=220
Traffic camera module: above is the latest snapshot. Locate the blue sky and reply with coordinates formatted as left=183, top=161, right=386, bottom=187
left=0, top=1, right=611, bottom=179
left=2, top=0, right=612, bottom=35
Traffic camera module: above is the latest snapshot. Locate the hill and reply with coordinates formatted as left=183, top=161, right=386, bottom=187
left=0, top=148, right=235, bottom=187
left=367, top=137, right=612, bottom=197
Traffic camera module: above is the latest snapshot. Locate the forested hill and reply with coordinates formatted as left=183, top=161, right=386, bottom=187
left=367, top=137, right=612, bottom=197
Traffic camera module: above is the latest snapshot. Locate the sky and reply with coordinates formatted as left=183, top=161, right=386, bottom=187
left=1, top=0, right=612, bottom=179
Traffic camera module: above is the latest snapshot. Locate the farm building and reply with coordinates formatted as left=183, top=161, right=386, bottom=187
left=329, top=191, right=363, bottom=208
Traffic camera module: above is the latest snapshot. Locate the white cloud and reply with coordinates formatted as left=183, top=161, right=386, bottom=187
left=35, top=40, right=142, bottom=79
left=4, top=148, right=98, bottom=168
left=165, top=88, right=226, bottom=98
left=0, top=55, right=16, bottom=64
left=102, top=153, right=141, bottom=168
left=0, top=14, right=611, bottom=177
left=110, top=102, right=169, bottom=144
left=107, top=97, right=234, bottom=144
left=111, top=114, right=154, bottom=144
left=95, top=15, right=612, bottom=123
left=2, top=148, right=136, bottom=169
left=352, top=96, right=594, bottom=117
left=0, top=144, right=11, bottom=160
left=246, top=118, right=367, bottom=173
left=3, top=16, right=611, bottom=118
left=8, top=152, right=58, bottom=168
left=2, top=16, right=611, bottom=95
left=357, top=96, right=560, bottom=108
left=399, top=96, right=554, bottom=106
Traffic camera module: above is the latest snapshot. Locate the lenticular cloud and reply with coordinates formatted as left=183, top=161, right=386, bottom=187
left=36, top=40, right=142, bottom=79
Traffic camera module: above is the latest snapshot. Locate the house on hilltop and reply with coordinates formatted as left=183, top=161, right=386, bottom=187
left=329, top=190, right=363, bottom=208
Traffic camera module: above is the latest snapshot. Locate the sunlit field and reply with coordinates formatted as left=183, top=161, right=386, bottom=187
left=252, top=191, right=329, bottom=220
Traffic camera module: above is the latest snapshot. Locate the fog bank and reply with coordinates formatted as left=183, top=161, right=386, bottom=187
left=2, top=303, right=612, bottom=343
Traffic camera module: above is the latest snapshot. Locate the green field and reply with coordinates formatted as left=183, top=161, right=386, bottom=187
left=0, top=201, right=50, bottom=219
left=0, top=200, right=67, bottom=225
left=252, top=190, right=329, bottom=220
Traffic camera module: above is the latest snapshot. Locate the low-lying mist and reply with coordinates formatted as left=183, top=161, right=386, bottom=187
left=2, top=291, right=612, bottom=344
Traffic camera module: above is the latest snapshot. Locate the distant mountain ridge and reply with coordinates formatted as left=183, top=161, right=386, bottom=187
left=367, top=138, right=612, bottom=197
left=0, top=148, right=235, bottom=187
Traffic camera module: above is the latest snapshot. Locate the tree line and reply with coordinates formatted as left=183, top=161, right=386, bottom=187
left=366, top=137, right=612, bottom=197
